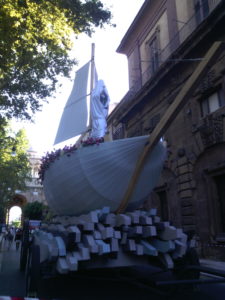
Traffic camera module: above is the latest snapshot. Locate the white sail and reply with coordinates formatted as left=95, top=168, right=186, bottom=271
left=54, top=62, right=90, bottom=145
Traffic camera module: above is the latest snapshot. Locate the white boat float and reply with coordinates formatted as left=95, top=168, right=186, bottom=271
left=43, top=136, right=166, bottom=216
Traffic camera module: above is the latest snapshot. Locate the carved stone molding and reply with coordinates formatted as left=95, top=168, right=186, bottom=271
left=197, top=115, right=224, bottom=147
left=199, top=70, right=216, bottom=94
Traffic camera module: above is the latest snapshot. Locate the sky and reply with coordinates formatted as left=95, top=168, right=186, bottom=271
left=14, top=0, right=145, bottom=156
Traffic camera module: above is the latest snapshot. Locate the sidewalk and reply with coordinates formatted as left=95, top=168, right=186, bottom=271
left=0, top=237, right=25, bottom=297
left=0, top=234, right=4, bottom=271
left=200, top=258, right=225, bottom=273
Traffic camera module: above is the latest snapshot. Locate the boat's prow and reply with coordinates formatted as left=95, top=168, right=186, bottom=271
left=43, top=136, right=166, bottom=216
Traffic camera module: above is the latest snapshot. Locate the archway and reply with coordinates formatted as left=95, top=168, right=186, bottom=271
left=193, top=142, right=225, bottom=259
left=6, top=194, right=27, bottom=225
left=8, top=206, right=22, bottom=227
left=193, top=143, right=225, bottom=239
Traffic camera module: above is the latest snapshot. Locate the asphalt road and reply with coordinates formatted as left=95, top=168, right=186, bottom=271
left=35, top=267, right=225, bottom=300
left=0, top=237, right=225, bottom=300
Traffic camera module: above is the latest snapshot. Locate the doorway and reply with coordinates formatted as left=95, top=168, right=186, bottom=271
left=156, top=190, right=169, bottom=221
left=213, top=174, right=225, bottom=233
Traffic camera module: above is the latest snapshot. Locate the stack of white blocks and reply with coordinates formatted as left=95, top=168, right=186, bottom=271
left=35, top=208, right=188, bottom=274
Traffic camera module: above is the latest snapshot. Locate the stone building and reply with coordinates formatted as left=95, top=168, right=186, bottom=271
left=108, top=0, right=225, bottom=259
left=7, top=149, right=46, bottom=223
left=22, top=149, right=46, bottom=205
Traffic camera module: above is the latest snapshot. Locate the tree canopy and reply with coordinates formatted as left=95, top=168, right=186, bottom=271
left=0, top=0, right=112, bottom=124
left=23, top=201, right=45, bottom=220
left=0, top=123, right=31, bottom=219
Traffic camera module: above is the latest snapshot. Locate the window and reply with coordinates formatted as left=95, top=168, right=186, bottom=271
left=149, top=36, right=160, bottom=74
left=112, top=123, right=124, bottom=140
left=147, top=114, right=160, bottom=133
left=195, top=0, right=210, bottom=24
left=200, top=89, right=225, bottom=117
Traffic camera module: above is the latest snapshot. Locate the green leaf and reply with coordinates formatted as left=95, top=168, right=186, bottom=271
left=0, top=0, right=112, bottom=121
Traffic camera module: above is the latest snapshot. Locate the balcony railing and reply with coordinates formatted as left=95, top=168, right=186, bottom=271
left=120, top=0, right=221, bottom=108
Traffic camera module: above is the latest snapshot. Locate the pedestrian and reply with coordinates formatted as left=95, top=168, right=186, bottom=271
left=5, top=229, right=13, bottom=250
left=15, top=228, right=22, bottom=251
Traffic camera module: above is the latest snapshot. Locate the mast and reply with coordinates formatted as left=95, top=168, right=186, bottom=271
left=90, top=43, right=95, bottom=94
left=88, top=43, right=95, bottom=133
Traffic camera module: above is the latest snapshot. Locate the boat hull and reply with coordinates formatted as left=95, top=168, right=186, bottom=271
left=43, top=136, right=166, bottom=216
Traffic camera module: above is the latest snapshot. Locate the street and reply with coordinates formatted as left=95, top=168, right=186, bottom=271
left=0, top=235, right=225, bottom=299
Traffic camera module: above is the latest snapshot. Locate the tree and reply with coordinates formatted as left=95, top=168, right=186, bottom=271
left=0, top=123, right=31, bottom=222
left=23, top=201, right=45, bottom=220
left=0, top=0, right=112, bottom=124
left=11, top=219, right=21, bottom=228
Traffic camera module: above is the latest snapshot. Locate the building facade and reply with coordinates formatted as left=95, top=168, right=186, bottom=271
left=108, top=0, right=225, bottom=259
left=22, top=149, right=46, bottom=205
left=7, top=149, right=46, bottom=223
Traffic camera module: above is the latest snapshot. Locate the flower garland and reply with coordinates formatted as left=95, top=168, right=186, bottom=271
left=38, top=137, right=104, bottom=182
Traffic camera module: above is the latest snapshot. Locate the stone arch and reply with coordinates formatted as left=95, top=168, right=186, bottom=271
left=193, top=142, right=225, bottom=243
left=7, top=194, right=27, bottom=209
left=6, top=194, right=27, bottom=225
